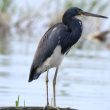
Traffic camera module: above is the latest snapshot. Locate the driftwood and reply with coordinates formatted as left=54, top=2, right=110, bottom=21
left=0, top=106, right=77, bottom=110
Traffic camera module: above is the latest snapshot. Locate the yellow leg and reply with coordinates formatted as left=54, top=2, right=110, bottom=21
left=53, top=67, right=59, bottom=107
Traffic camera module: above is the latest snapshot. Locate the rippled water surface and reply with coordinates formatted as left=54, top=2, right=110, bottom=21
left=0, top=42, right=110, bottom=110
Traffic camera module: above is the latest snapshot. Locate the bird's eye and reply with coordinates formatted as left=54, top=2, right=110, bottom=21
left=78, top=11, right=82, bottom=15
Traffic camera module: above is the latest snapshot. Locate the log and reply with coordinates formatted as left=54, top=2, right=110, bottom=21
left=0, top=106, right=77, bottom=110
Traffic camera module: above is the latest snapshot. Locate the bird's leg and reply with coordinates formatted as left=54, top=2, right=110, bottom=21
left=46, top=66, right=49, bottom=106
left=53, top=67, right=59, bottom=107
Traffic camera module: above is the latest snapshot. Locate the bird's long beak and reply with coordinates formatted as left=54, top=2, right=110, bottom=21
left=81, top=11, right=108, bottom=19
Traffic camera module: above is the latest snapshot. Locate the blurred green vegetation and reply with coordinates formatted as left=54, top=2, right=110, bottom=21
left=0, top=0, right=109, bottom=36
left=64, top=0, right=109, bottom=13
left=0, top=0, right=109, bottom=54
left=0, top=0, right=11, bottom=38
left=49, top=0, right=109, bottom=26
left=0, top=0, right=12, bottom=13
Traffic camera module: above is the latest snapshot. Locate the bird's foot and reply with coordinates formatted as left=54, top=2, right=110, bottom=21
left=43, top=105, right=60, bottom=110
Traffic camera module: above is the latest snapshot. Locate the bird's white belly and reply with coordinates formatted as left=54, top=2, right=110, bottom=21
left=37, top=46, right=64, bottom=73
left=50, top=46, right=64, bottom=67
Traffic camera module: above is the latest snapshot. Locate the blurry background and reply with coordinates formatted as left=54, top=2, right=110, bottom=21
left=0, top=0, right=110, bottom=110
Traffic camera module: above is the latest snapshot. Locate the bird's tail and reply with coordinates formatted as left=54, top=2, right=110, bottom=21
left=28, top=66, right=41, bottom=82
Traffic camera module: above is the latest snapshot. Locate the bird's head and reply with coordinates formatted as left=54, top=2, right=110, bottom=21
left=63, top=7, right=108, bottom=24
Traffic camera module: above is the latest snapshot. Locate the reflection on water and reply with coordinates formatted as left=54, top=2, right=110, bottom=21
left=0, top=40, right=110, bottom=110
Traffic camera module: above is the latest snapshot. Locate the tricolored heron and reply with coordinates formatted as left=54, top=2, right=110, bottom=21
left=28, top=7, right=107, bottom=107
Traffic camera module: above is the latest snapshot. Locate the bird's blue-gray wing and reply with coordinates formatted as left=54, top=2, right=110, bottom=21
left=28, top=23, right=68, bottom=82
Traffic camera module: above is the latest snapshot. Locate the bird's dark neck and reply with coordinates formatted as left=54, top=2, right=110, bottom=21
left=69, top=18, right=82, bottom=31
left=62, top=15, right=82, bottom=31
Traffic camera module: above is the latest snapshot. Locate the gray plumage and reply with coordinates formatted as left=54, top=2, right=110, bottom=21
left=28, top=23, right=69, bottom=82
left=29, top=19, right=82, bottom=82
left=28, top=7, right=107, bottom=108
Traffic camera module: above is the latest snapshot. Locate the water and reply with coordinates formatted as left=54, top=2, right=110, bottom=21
left=0, top=0, right=110, bottom=109
left=0, top=41, right=110, bottom=110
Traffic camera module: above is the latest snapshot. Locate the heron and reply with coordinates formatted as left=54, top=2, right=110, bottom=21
left=28, top=7, right=107, bottom=108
